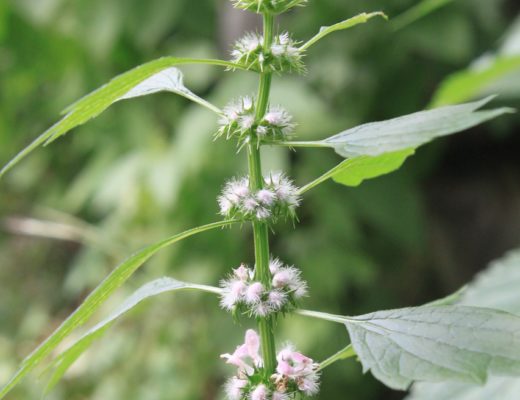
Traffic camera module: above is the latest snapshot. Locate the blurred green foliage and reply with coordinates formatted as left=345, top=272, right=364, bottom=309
left=0, top=0, right=519, bottom=399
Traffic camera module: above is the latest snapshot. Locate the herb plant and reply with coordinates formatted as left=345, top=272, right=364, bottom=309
left=1, top=1, right=519, bottom=399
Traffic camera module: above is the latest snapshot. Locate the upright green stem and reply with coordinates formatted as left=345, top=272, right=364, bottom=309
left=247, top=12, right=277, bottom=377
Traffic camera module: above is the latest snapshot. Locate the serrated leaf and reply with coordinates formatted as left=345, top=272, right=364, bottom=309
left=44, top=277, right=220, bottom=393
left=460, top=249, right=520, bottom=314
left=405, top=249, right=520, bottom=400
left=299, top=149, right=415, bottom=193
left=300, top=12, right=387, bottom=51
left=322, top=97, right=514, bottom=158
left=298, top=305, right=520, bottom=390
left=0, top=220, right=234, bottom=399
left=0, top=57, right=238, bottom=179
left=431, top=56, right=520, bottom=107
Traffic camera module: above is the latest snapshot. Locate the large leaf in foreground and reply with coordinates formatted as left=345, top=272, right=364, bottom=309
left=407, top=377, right=520, bottom=400
left=322, top=97, right=513, bottom=158
left=299, top=149, right=414, bottom=193
left=0, top=57, right=237, bottom=179
left=298, top=305, right=520, bottom=390
left=0, top=220, right=233, bottom=399
left=406, top=249, right=520, bottom=400
left=300, top=12, right=387, bottom=51
left=44, top=278, right=221, bottom=393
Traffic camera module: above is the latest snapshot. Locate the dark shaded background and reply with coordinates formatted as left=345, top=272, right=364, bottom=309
left=0, top=0, right=519, bottom=399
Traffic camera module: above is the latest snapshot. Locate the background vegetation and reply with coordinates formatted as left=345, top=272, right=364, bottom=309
left=0, top=0, right=519, bottom=399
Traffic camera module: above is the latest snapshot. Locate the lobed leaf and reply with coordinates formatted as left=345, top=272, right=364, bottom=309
left=300, top=12, right=388, bottom=51
left=0, top=57, right=239, bottom=179
left=298, top=305, right=520, bottom=390
left=44, top=278, right=221, bottom=393
left=322, top=96, right=514, bottom=158
left=0, top=220, right=234, bottom=399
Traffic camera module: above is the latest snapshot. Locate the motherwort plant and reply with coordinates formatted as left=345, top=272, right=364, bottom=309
left=1, top=1, right=520, bottom=399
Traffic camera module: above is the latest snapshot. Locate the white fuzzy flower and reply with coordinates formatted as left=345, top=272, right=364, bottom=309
left=256, top=189, right=277, bottom=206
left=253, top=302, right=271, bottom=317
left=234, top=264, right=252, bottom=281
left=256, top=125, right=268, bottom=136
left=245, top=282, right=264, bottom=304
left=272, top=392, right=289, bottom=400
left=268, top=289, right=287, bottom=310
left=255, top=207, right=271, bottom=220
left=225, top=377, right=248, bottom=400
left=242, top=197, right=259, bottom=213
left=269, top=258, right=283, bottom=274
left=250, top=384, right=269, bottom=400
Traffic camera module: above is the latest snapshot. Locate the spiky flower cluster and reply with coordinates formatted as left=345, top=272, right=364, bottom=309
left=231, top=0, right=307, bottom=15
left=217, top=96, right=295, bottom=145
left=222, top=329, right=320, bottom=400
left=231, top=33, right=305, bottom=74
left=218, top=173, right=300, bottom=223
left=220, top=259, right=307, bottom=317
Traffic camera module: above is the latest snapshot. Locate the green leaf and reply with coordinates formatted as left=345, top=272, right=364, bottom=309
left=299, top=149, right=415, bottom=194
left=460, top=249, right=520, bottom=314
left=44, top=277, right=221, bottom=393
left=0, top=219, right=234, bottom=399
left=407, top=377, right=520, bottom=400
left=322, top=97, right=514, bottom=158
left=298, top=305, right=520, bottom=390
left=300, top=12, right=388, bottom=51
left=391, top=0, right=454, bottom=32
left=431, top=56, right=520, bottom=107
left=405, top=249, right=520, bottom=400
left=0, top=57, right=239, bottom=179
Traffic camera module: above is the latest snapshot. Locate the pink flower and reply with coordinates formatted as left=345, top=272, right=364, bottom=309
left=225, top=376, right=247, bottom=400
left=220, top=329, right=263, bottom=376
left=245, top=282, right=264, bottom=304
left=256, top=189, right=277, bottom=206
left=268, top=290, right=287, bottom=310
left=269, top=258, right=283, bottom=274
left=250, top=384, right=269, bottom=400
left=275, top=345, right=320, bottom=396
left=234, top=264, right=252, bottom=281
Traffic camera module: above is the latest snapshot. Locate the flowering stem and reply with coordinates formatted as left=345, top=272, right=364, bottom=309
left=247, top=11, right=277, bottom=378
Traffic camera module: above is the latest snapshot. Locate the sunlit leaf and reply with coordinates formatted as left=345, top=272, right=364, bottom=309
left=298, top=305, right=520, bottom=390
left=44, top=277, right=221, bottom=393
left=0, top=57, right=240, bottom=179
left=431, top=56, right=520, bottom=107
left=299, top=149, right=415, bottom=193
left=300, top=12, right=387, bottom=51
left=0, top=220, right=234, bottom=399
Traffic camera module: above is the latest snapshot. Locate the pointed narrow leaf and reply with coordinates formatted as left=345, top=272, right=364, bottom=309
left=298, top=305, right=520, bottom=390
left=0, top=57, right=238, bottom=179
left=44, top=278, right=221, bottom=393
left=0, top=220, right=234, bottom=399
left=117, top=67, right=221, bottom=113
left=322, top=97, right=514, bottom=158
left=431, top=56, right=520, bottom=107
left=300, top=12, right=387, bottom=51
left=299, top=149, right=415, bottom=193
left=391, top=0, right=453, bottom=32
